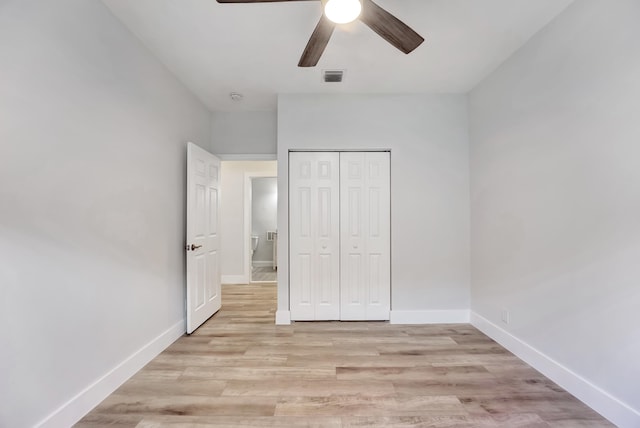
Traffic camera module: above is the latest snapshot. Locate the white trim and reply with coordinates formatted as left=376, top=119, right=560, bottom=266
left=221, top=274, right=249, bottom=285
left=275, top=310, right=291, bottom=325
left=471, top=312, right=640, bottom=428
left=36, top=320, right=185, bottom=428
left=218, top=154, right=276, bottom=161
left=390, top=310, right=470, bottom=324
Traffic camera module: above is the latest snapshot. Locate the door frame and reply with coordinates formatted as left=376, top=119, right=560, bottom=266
left=244, top=172, right=278, bottom=283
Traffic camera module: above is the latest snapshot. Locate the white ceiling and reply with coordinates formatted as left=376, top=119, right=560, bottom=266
left=102, top=0, right=574, bottom=112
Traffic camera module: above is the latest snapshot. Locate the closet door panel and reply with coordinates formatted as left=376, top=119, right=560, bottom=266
left=314, top=154, right=340, bottom=320
left=340, top=152, right=390, bottom=321
left=340, top=153, right=367, bottom=320
left=289, top=154, right=315, bottom=320
left=290, top=152, right=340, bottom=320
left=364, top=152, right=391, bottom=320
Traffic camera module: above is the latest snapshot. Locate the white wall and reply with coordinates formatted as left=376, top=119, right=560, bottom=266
left=469, top=0, right=640, bottom=425
left=251, top=178, right=278, bottom=264
left=211, top=111, right=277, bottom=154
left=277, top=95, right=470, bottom=322
left=220, top=161, right=277, bottom=283
left=0, top=1, right=212, bottom=426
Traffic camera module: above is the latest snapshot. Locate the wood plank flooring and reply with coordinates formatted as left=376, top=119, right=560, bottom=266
left=77, top=284, right=612, bottom=427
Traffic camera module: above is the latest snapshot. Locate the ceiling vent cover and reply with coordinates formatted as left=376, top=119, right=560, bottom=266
left=323, top=69, right=344, bottom=83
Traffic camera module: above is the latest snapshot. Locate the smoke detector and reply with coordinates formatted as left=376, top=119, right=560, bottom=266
left=323, top=70, right=345, bottom=83
left=230, top=92, right=243, bottom=101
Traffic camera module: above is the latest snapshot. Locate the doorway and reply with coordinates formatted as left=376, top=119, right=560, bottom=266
left=219, top=161, right=276, bottom=285
left=248, top=176, right=278, bottom=283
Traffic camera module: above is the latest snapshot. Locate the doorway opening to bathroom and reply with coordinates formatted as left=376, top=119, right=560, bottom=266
left=249, top=176, right=277, bottom=283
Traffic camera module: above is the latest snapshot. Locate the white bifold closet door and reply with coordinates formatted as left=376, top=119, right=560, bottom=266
left=340, top=152, right=391, bottom=320
left=289, top=152, right=341, bottom=320
left=289, top=151, right=390, bottom=321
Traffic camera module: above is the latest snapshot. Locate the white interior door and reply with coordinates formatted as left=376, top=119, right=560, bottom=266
left=186, top=142, right=221, bottom=334
left=340, top=152, right=391, bottom=320
left=289, top=152, right=340, bottom=320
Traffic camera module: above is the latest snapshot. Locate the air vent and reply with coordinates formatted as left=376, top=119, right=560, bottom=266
left=323, top=69, right=344, bottom=83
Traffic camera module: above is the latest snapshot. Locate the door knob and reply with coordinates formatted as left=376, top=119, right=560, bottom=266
left=353, top=244, right=358, bottom=249
left=190, top=244, right=202, bottom=251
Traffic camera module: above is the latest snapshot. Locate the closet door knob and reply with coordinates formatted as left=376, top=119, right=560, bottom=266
left=353, top=244, right=358, bottom=249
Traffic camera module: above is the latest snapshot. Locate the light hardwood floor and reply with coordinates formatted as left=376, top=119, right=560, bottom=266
left=77, top=284, right=612, bottom=427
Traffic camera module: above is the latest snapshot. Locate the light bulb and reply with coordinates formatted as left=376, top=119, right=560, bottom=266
left=324, top=0, right=362, bottom=24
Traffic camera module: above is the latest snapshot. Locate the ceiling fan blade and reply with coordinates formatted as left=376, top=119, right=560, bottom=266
left=359, top=0, right=424, bottom=54
left=216, top=0, right=315, bottom=3
left=298, top=15, right=335, bottom=67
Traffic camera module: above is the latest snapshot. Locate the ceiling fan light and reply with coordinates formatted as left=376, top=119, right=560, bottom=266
left=324, top=0, right=362, bottom=24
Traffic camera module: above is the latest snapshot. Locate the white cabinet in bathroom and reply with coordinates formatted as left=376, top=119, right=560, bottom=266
left=289, top=151, right=391, bottom=321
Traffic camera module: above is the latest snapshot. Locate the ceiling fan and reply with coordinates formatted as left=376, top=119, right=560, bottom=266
left=216, top=0, right=425, bottom=67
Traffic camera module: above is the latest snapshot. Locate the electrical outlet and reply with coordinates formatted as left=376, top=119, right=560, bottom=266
left=501, top=309, right=510, bottom=325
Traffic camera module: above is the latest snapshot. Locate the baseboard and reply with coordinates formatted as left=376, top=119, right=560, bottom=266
left=470, top=312, right=640, bottom=428
left=252, top=261, right=275, bottom=268
left=390, top=309, right=470, bottom=324
left=275, top=310, right=291, bottom=325
left=36, top=320, right=185, bottom=428
left=221, top=274, right=249, bottom=284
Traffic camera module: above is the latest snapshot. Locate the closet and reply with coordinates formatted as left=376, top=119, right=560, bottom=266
left=289, top=151, right=390, bottom=321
